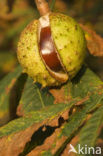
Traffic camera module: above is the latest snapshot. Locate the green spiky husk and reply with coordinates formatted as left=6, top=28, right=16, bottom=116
left=17, top=13, right=86, bottom=87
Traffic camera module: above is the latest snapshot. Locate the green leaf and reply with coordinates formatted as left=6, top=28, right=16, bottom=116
left=44, top=100, right=103, bottom=156
left=0, top=65, right=22, bottom=125
left=71, top=65, right=103, bottom=98
left=42, top=67, right=103, bottom=156
left=17, top=77, right=54, bottom=116
left=0, top=100, right=76, bottom=137
left=0, top=66, right=103, bottom=156
left=77, top=104, right=103, bottom=156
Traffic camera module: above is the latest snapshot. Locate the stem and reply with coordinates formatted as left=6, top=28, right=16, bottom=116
left=35, top=0, right=51, bottom=16
left=50, top=0, right=56, bottom=10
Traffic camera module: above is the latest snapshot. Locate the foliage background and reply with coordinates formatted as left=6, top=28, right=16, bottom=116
left=0, top=0, right=103, bottom=156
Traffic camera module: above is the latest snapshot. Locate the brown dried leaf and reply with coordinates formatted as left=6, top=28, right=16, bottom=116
left=0, top=122, right=45, bottom=156
left=96, top=138, right=103, bottom=151
left=61, top=135, right=79, bottom=156
left=26, top=110, right=70, bottom=156
left=61, top=114, right=92, bottom=156
left=26, top=94, right=97, bottom=156
left=0, top=106, right=71, bottom=156
left=80, top=24, right=103, bottom=57
left=27, top=125, right=67, bottom=156
left=49, top=85, right=71, bottom=104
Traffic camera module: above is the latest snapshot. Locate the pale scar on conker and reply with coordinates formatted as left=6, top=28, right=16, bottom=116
left=17, top=13, right=86, bottom=87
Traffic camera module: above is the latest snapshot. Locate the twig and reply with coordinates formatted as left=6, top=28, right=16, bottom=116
left=50, top=0, right=56, bottom=10
left=35, top=0, right=51, bottom=16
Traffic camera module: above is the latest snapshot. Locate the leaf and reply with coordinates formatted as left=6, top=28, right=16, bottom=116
left=49, top=82, right=72, bottom=104
left=0, top=101, right=75, bottom=156
left=0, top=122, right=44, bottom=156
left=0, top=66, right=103, bottom=156
left=78, top=104, right=103, bottom=154
left=20, top=109, right=69, bottom=156
left=61, top=135, right=79, bottom=156
left=71, top=65, right=103, bottom=98
left=21, top=67, right=103, bottom=156
left=0, top=65, right=22, bottom=126
left=26, top=109, right=87, bottom=156
left=80, top=24, right=103, bottom=57
left=43, top=102, right=102, bottom=156
left=0, top=100, right=76, bottom=137
left=17, top=77, right=54, bottom=116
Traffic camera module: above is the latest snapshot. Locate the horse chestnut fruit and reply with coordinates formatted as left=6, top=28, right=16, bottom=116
left=17, top=13, right=86, bottom=87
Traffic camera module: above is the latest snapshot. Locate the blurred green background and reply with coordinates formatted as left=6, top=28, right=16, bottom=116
left=0, top=0, right=103, bottom=80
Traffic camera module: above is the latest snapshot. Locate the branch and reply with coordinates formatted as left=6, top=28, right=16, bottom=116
left=35, top=0, right=51, bottom=16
